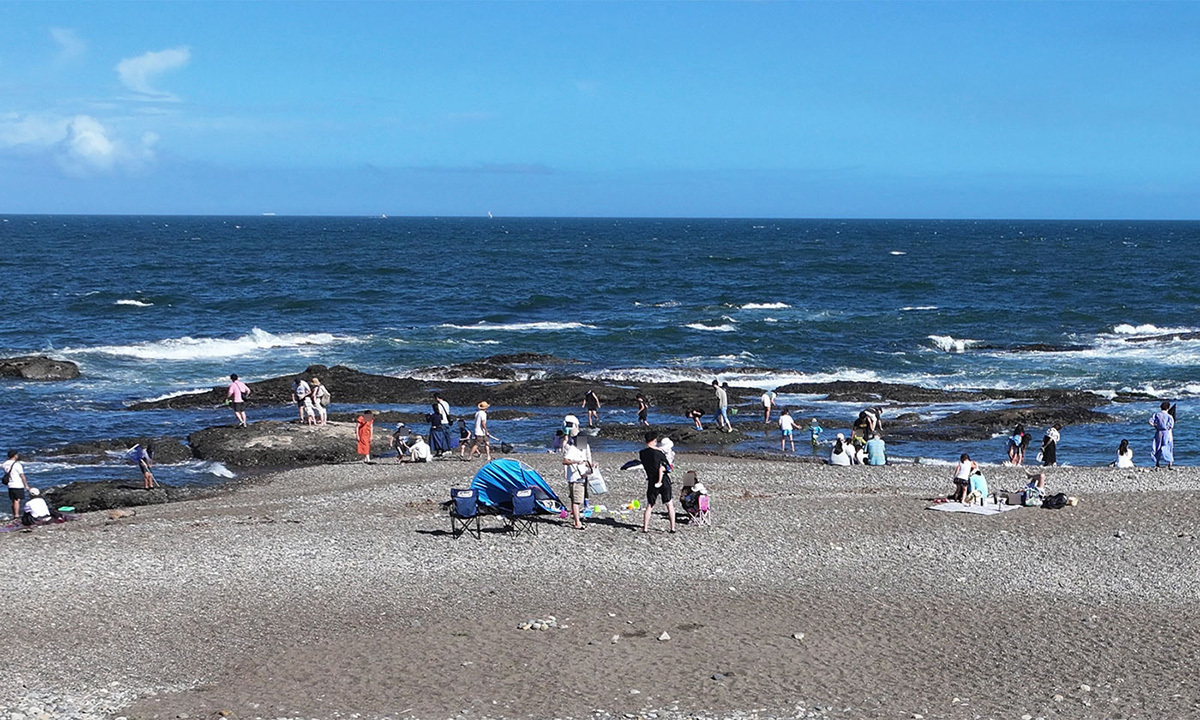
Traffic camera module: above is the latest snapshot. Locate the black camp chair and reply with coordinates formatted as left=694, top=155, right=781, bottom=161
left=449, top=488, right=481, bottom=539
left=506, top=487, right=538, bottom=537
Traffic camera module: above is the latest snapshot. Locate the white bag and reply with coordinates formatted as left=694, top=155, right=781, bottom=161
left=587, top=468, right=608, bottom=495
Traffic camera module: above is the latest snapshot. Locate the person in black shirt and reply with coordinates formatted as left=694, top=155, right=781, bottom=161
left=638, top=431, right=676, bottom=533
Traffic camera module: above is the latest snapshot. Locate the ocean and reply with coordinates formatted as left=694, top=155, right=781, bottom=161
left=2, top=215, right=1198, bottom=488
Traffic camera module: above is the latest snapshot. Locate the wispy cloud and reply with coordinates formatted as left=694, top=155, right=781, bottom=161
left=50, top=27, right=86, bottom=64
left=418, top=162, right=556, bottom=176
left=116, top=47, right=191, bottom=101
left=0, top=113, right=157, bottom=175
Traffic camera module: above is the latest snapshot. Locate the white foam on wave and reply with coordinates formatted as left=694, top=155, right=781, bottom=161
left=740, top=302, right=790, bottom=310
left=115, top=299, right=153, bottom=307
left=440, top=322, right=596, bottom=332
left=133, top=388, right=213, bottom=404
left=585, top=365, right=948, bottom=389
left=890, top=251, right=907, bottom=256
left=901, top=306, right=939, bottom=312
left=66, top=328, right=345, bottom=361
left=929, top=335, right=979, bottom=353
left=1111, top=323, right=1199, bottom=336
left=685, top=323, right=736, bottom=333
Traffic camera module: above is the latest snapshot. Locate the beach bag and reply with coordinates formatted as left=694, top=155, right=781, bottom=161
left=1043, top=492, right=1069, bottom=510
left=1003, top=491, right=1024, bottom=506
left=587, top=468, right=608, bottom=496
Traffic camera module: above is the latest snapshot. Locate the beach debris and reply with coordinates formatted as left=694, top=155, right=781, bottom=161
left=518, top=615, right=558, bottom=631
left=629, top=689, right=640, bottom=695
left=107, top=509, right=136, bottom=520
left=792, top=632, right=805, bottom=641
left=1080, top=684, right=1092, bottom=692
left=610, top=635, right=620, bottom=644
left=712, top=673, right=726, bottom=681
left=1053, top=694, right=1064, bottom=702
left=657, top=631, right=671, bottom=641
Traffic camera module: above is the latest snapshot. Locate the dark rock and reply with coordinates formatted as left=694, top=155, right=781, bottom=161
left=188, top=420, right=398, bottom=467
left=886, top=405, right=1115, bottom=443
left=128, top=362, right=743, bottom=415
left=45, top=480, right=214, bottom=513
left=41, top=437, right=192, bottom=465
left=587, top=423, right=750, bottom=446
left=412, top=353, right=580, bottom=381
left=0, top=356, right=81, bottom=381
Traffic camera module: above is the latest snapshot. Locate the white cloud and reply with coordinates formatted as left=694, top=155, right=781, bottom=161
left=50, top=28, right=87, bottom=63
left=116, top=47, right=191, bottom=101
left=0, top=113, right=156, bottom=175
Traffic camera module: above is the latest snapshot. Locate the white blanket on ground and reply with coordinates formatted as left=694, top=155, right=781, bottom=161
left=927, top=500, right=1022, bottom=516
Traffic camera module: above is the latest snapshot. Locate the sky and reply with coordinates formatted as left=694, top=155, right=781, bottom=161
left=1, top=1, right=1198, bottom=219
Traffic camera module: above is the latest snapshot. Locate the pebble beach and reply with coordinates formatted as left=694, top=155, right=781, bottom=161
left=3, top=453, right=1200, bottom=720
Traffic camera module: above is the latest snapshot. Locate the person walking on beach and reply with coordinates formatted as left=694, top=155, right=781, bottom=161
left=227, top=374, right=250, bottom=427
left=583, top=390, right=602, bottom=428
left=1040, top=424, right=1061, bottom=466
left=4, top=450, right=29, bottom=519
left=470, top=402, right=494, bottom=461
left=638, top=431, right=676, bottom=533
left=636, top=394, right=650, bottom=426
left=562, top=431, right=592, bottom=530
left=761, top=390, right=776, bottom=423
left=292, top=377, right=315, bottom=425
left=311, top=377, right=330, bottom=425
left=778, top=408, right=797, bottom=453
left=712, top=380, right=732, bottom=432
left=356, top=410, right=375, bottom=463
left=1150, top=401, right=1175, bottom=468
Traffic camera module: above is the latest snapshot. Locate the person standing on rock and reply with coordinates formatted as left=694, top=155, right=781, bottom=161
left=712, top=380, right=732, bottom=432
left=356, top=410, right=375, bottom=463
left=138, top=444, right=156, bottom=489
left=778, top=408, right=797, bottom=453
left=227, top=374, right=250, bottom=427
left=639, top=432, right=676, bottom=533
left=311, top=377, right=330, bottom=425
left=761, top=389, right=776, bottom=423
left=292, top=377, right=315, bottom=425
left=636, top=394, right=650, bottom=426
left=583, top=390, right=602, bottom=428
left=4, top=450, right=30, bottom=519
left=1150, top=401, right=1175, bottom=468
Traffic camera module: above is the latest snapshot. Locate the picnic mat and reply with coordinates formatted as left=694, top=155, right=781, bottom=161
left=927, top=500, right=1023, bottom=516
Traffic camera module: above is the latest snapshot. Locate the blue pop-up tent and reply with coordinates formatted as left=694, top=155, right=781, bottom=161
left=470, top=458, right=562, bottom=513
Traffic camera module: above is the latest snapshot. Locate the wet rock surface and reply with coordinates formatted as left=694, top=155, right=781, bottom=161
left=188, top=420, right=398, bottom=467
left=0, top=355, right=81, bottom=380
left=41, top=437, right=193, bottom=464
left=45, top=480, right=215, bottom=513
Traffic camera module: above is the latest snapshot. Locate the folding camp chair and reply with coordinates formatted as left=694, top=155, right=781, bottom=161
left=680, top=471, right=712, bottom=527
left=506, top=487, right=539, bottom=537
left=449, top=488, right=482, bottom=539
left=688, top=494, right=712, bottom=526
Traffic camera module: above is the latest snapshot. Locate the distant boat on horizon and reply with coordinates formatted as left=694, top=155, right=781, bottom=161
left=488, top=210, right=493, bottom=219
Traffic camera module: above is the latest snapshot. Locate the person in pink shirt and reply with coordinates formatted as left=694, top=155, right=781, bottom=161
left=227, top=373, right=250, bottom=427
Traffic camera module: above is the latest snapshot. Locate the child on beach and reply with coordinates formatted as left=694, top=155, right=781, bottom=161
left=227, top=374, right=250, bottom=427
left=778, top=409, right=797, bottom=453
left=808, top=418, right=823, bottom=454
left=685, top=408, right=704, bottom=431
left=636, top=395, right=650, bottom=426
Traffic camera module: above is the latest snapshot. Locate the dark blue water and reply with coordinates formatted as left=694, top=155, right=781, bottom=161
left=2, top=215, right=1198, bottom=486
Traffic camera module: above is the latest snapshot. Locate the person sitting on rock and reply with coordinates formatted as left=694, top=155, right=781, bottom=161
left=407, top=433, right=432, bottom=463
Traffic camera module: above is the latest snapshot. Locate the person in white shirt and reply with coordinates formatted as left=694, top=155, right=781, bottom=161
left=829, top=434, right=852, bottom=466
left=1115, top=438, right=1135, bottom=468
left=4, top=450, right=29, bottom=519
left=778, top=409, right=797, bottom=453
left=21, top=487, right=60, bottom=526
left=292, top=378, right=315, bottom=425
left=408, top=434, right=432, bottom=463
left=762, top=390, right=776, bottom=423
left=561, top=433, right=592, bottom=529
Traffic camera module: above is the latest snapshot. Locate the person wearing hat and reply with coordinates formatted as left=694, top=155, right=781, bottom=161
left=311, top=377, right=330, bottom=425
left=829, top=433, right=852, bottom=466
left=561, top=431, right=592, bottom=529
left=21, top=487, right=61, bottom=526
left=469, top=402, right=494, bottom=461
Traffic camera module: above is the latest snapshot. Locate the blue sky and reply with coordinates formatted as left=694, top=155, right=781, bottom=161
left=1, top=2, right=1198, bottom=218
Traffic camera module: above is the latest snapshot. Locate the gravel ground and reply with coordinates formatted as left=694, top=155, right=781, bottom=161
left=3, top=454, right=1200, bottom=720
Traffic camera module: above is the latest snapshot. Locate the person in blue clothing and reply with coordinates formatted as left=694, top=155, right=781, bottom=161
left=865, top=434, right=887, bottom=466
left=808, top=418, right=823, bottom=455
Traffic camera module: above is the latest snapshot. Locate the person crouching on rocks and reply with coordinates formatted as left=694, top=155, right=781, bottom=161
left=356, top=410, right=375, bottom=463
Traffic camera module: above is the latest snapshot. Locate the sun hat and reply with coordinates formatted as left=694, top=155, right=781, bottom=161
left=477, top=401, right=490, bottom=410
left=836, top=432, right=845, bottom=440
left=28, top=488, right=41, bottom=497
left=692, top=482, right=708, bottom=495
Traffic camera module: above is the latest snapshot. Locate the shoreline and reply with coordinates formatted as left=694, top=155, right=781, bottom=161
left=4, top=454, right=1200, bottom=719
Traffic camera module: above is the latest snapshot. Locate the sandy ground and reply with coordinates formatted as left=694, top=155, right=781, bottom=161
left=4, top=453, right=1200, bottom=720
